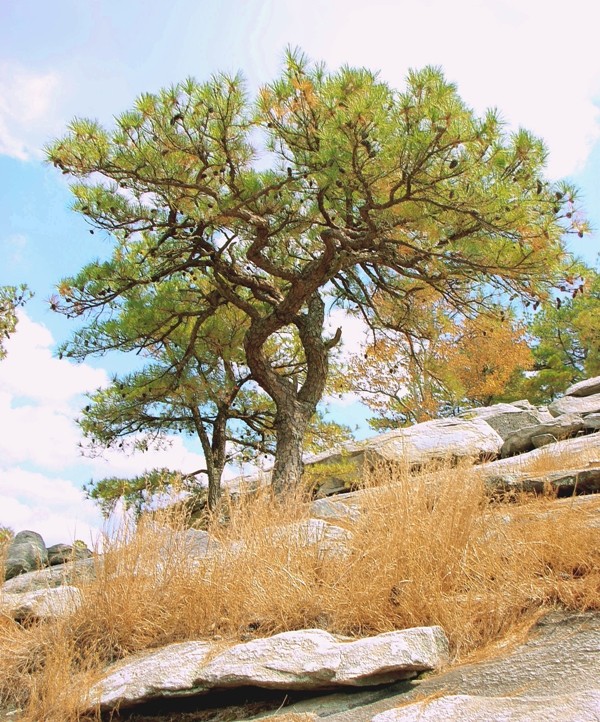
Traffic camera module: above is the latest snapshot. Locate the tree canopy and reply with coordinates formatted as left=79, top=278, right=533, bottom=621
left=0, top=285, right=29, bottom=361
left=47, top=50, right=584, bottom=493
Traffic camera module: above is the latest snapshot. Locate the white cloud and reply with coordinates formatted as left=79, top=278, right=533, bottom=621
left=326, top=307, right=369, bottom=359
left=0, top=468, right=103, bottom=547
left=0, top=392, right=82, bottom=469
left=0, top=62, right=61, bottom=160
left=0, top=312, right=107, bottom=407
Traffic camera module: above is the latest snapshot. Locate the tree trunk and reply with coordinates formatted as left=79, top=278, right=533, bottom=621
left=208, top=411, right=227, bottom=510
left=191, top=407, right=224, bottom=512
left=207, top=462, right=224, bottom=510
left=244, top=291, right=341, bottom=496
left=270, top=401, right=314, bottom=495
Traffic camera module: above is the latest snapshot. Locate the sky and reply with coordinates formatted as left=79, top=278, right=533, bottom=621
left=1, top=0, right=600, bottom=545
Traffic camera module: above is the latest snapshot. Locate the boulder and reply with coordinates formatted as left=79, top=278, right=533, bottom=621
left=4, top=531, right=48, bottom=580
left=47, top=542, right=92, bottom=566
left=584, top=413, right=600, bottom=430
left=371, top=690, right=600, bottom=722
left=1, top=585, right=83, bottom=621
left=227, top=611, right=600, bottom=722
left=459, top=404, right=545, bottom=441
left=89, top=626, right=449, bottom=710
left=548, top=391, right=600, bottom=417
left=305, top=418, right=503, bottom=489
left=564, top=375, right=600, bottom=397
left=510, top=399, right=552, bottom=418
left=531, top=433, right=560, bottom=448
left=500, top=413, right=586, bottom=457
left=183, top=528, right=220, bottom=557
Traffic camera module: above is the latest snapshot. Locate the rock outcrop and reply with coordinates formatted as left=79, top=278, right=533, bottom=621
left=3, top=378, right=600, bottom=721
left=564, top=374, right=600, bottom=398
left=46, top=542, right=92, bottom=566
left=2, top=556, right=96, bottom=594
left=304, top=417, right=504, bottom=491
left=546, top=374, right=600, bottom=418
left=549, top=391, right=600, bottom=417
left=240, top=611, right=600, bottom=722
left=479, top=433, right=600, bottom=495
left=88, top=627, right=450, bottom=710
left=458, top=402, right=549, bottom=440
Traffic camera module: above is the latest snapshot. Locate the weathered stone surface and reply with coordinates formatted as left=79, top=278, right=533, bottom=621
left=1, top=585, right=83, bottom=621
left=90, top=627, right=449, bottom=710
left=481, top=466, right=600, bottom=496
left=305, top=418, right=503, bottom=489
left=459, top=404, right=544, bottom=441
left=486, top=466, right=600, bottom=497
left=486, top=433, right=600, bottom=473
left=548, top=391, right=600, bottom=417
left=183, top=528, right=221, bottom=556
left=243, top=611, right=600, bottom=722
left=313, top=477, right=350, bottom=498
left=309, top=496, right=362, bottom=526
left=47, top=542, right=92, bottom=566
left=371, top=690, right=600, bottom=722
left=500, top=413, right=585, bottom=457
left=565, top=375, right=600, bottom=397
left=357, top=418, right=503, bottom=465
left=4, top=530, right=48, bottom=580
left=1, top=557, right=96, bottom=594
left=271, top=519, right=353, bottom=559
left=89, top=640, right=214, bottom=709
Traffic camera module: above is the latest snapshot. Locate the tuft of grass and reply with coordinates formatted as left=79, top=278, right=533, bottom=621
left=514, top=439, right=600, bottom=475
left=0, top=461, right=598, bottom=720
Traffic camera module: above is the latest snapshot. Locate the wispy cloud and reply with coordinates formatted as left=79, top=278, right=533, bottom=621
left=0, top=233, right=28, bottom=266
left=0, top=62, right=61, bottom=160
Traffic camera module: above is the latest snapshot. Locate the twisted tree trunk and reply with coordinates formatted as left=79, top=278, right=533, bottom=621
left=245, top=292, right=341, bottom=495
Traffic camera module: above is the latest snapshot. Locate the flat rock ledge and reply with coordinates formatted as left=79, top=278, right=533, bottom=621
left=371, top=690, right=600, bottom=722
left=88, top=626, right=449, bottom=711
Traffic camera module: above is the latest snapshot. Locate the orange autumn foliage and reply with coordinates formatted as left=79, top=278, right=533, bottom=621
left=345, top=312, right=533, bottom=428
left=438, top=314, right=534, bottom=405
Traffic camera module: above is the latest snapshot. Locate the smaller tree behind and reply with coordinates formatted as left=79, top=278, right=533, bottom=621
left=514, top=266, right=600, bottom=403
left=342, top=300, right=533, bottom=429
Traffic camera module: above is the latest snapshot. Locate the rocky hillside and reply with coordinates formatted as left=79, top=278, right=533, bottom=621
left=1, top=377, right=600, bottom=721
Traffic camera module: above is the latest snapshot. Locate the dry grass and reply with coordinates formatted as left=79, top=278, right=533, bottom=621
left=0, top=460, right=599, bottom=721
left=512, top=438, right=600, bottom=475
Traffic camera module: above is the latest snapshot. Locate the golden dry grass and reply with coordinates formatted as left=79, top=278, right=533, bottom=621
left=0, top=457, right=599, bottom=721
left=513, top=439, right=600, bottom=475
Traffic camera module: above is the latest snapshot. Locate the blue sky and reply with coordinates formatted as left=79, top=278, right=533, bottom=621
left=1, top=0, right=600, bottom=544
